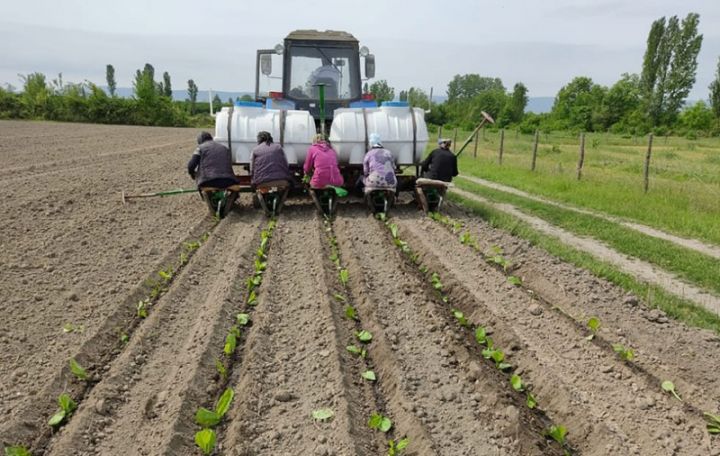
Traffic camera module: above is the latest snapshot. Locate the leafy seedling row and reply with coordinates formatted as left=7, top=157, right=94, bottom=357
left=321, top=217, right=410, bottom=455
left=192, top=218, right=278, bottom=455
left=380, top=215, right=572, bottom=454
left=429, top=211, right=720, bottom=437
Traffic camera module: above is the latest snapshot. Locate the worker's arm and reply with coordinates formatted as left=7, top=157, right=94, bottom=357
left=303, top=148, right=313, bottom=174
left=420, top=150, right=434, bottom=172
left=187, top=150, right=200, bottom=179
left=452, top=155, right=459, bottom=177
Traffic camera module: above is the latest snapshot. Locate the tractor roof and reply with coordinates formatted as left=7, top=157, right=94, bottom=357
left=285, top=30, right=358, bottom=43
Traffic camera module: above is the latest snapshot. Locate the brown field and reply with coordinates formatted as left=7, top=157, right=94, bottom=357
left=1, top=120, right=719, bottom=455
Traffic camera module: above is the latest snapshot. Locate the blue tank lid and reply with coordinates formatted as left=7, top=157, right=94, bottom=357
left=349, top=100, right=378, bottom=108
left=234, top=101, right=264, bottom=108
left=381, top=101, right=409, bottom=107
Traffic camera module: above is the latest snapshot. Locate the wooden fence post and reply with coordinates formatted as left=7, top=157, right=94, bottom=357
left=438, top=126, right=443, bottom=141
left=531, top=129, right=539, bottom=171
left=576, top=132, right=586, bottom=180
left=453, top=128, right=458, bottom=153
left=498, top=128, right=505, bottom=165
left=473, top=130, right=479, bottom=159
left=643, top=133, right=654, bottom=193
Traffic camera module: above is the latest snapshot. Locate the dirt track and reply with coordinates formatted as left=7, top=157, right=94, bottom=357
left=2, top=120, right=720, bottom=455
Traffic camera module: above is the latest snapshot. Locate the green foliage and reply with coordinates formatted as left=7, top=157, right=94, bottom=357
left=344, top=305, right=359, bottom=321
left=339, top=269, right=349, bottom=286
left=69, top=358, right=88, bottom=381
left=387, top=437, right=410, bottom=456
left=369, top=80, right=395, bottom=103
left=361, top=370, right=376, bottom=381
left=48, top=393, right=77, bottom=427
left=661, top=380, right=682, bottom=401
left=586, top=316, right=600, bottom=340
left=346, top=345, right=367, bottom=358
left=224, top=332, right=237, bottom=356
left=312, top=408, right=334, bottom=421
left=4, top=445, right=31, bottom=456
left=510, top=374, right=524, bottom=392
left=215, top=358, right=227, bottom=380
left=452, top=309, right=469, bottom=327
left=704, top=412, right=720, bottom=434
left=106, top=64, right=116, bottom=97
left=710, top=57, right=720, bottom=118
left=526, top=392, right=537, bottom=409
left=368, top=412, right=393, bottom=432
left=545, top=424, right=568, bottom=445
left=356, top=330, right=373, bottom=343
left=194, top=428, right=216, bottom=455
left=612, top=344, right=635, bottom=361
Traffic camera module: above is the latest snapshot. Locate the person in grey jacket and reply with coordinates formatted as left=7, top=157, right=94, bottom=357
left=250, top=131, right=292, bottom=187
left=187, top=132, right=239, bottom=188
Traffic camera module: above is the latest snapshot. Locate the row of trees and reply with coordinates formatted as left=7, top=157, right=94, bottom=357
left=0, top=63, right=217, bottom=127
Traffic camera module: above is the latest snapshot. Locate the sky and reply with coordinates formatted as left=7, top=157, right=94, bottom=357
left=1, top=0, right=719, bottom=100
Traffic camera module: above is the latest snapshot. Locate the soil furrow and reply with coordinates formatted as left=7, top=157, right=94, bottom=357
left=334, top=207, right=561, bottom=456
left=44, top=211, right=263, bottom=455
left=395, top=209, right=715, bottom=455
left=441, top=204, right=720, bottom=409
left=222, top=208, right=369, bottom=455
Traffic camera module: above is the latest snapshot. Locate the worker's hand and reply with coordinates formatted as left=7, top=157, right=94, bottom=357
left=189, top=171, right=196, bottom=180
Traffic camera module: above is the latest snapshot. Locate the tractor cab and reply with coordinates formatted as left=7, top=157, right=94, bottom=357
left=256, top=30, right=375, bottom=131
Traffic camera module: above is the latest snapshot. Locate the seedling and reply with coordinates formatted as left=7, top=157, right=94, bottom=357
left=511, top=374, right=524, bottom=392
left=179, top=251, right=189, bottom=265
left=661, top=380, right=682, bottom=401
left=507, top=276, right=522, bottom=286
left=136, top=299, right=148, bottom=318
left=312, top=408, right=334, bottom=422
left=346, top=345, right=367, bottom=358
left=474, top=327, right=487, bottom=345
left=704, top=412, right=720, bottom=434
left=195, top=388, right=234, bottom=428
left=586, top=317, right=600, bottom=340
left=489, top=254, right=510, bottom=270
left=356, top=330, right=373, bottom=343
left=452, top=309, right=469, bottom=327
left=69, top=358, right=88, bottom=381
left=254, top=258, right=267, bottom=273
left=236, top=313, right=250, bottom=326
left=224, top=332, right=237, bottom=356
left=62, top=323, right=83, bottom=333
left=612, top=344, right=634, bottom=361
left=344, top=305, right=358, bottom=321
left=120, top=333, right=129, bottom=345
left=368, top=412, right=393, bottom=432
left=339, top=269, right=349, bottom=286
left=215, top=358, right=227, bottom=380
left=389, top=224, right=399, bottom=239
left=48, top=393, right=77, bottom=427
left=526, top=392, right=537, bottom=409
left=375, top=213, right=387, bottom=222
left=247, top=290, right=257, bottom=306
left=333, top=293, right=346, bottom=302
left=361, top=370, right=376, bottom=381
left=419, top=265, right=428, bottom=274
left=387, top=437, right=410, bottom=456
left=430, top=273, right=443, bottom=291
left=158, top=267, right=173, bottom=282
left=4, top=446, right=31, bottom=456
left=194, top=428, right=216, bottom=455
left=459, top=231, right=475, bottom=246
left=545, top=425, right=567, bottom=445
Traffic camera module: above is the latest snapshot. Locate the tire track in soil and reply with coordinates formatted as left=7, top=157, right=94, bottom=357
left=0, top=214, right=216, bottom=450
left=222, top=208, right=376, bottom=455
left=333, top=207, right=561, bottom=456
left=394, top=209, right=716, bottom=456
left=44, top=211, right=264, bottom=455
left=442, top=204, right=720, bottom=422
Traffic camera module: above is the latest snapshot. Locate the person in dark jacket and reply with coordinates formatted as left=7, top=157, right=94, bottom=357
left=187, top=132, right=239, bottom=188
left=420, top=138, right=458, bottom=182
left=250, top=131, right=292, bottom=187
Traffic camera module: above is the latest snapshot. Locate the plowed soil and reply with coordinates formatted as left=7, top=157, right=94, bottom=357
left=2, top=120, right=720, bottom=456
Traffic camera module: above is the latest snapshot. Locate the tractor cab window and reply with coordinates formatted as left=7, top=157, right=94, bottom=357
left=288, top=45, right=359, bottom=100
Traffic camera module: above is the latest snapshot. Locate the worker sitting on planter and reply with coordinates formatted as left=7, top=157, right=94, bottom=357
left=415, top=138, right=458, bottom=212
left=187, top=131, right=240, bottom=217
left=304, top=133, right=344, bottom=215
left=250, top=131, right=293, bottom=216
left=362, top=133, right=397, bottom=212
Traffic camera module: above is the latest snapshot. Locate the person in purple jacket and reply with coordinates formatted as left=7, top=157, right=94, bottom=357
left=250, top=131, right=292, bottom=188
left=303, top=134, right=344, bottom=189
left=362, top=133, right=397, bottom=192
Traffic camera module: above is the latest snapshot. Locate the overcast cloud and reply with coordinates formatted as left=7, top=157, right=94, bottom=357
left=1, top=0, right=719, bottom=99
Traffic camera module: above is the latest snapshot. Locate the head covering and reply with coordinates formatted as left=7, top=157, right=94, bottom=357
left=257, top=131, right=273, bottom=144
left=197, top=131, right=213, bottom=144
left=438, top=138, right=452, bottom=145
left=369, top=133, right=382, bottom=148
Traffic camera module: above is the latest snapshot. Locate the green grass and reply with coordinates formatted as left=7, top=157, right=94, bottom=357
left=448, top=192, right=720, bottom=335
left=455, top=177, right=720, bottom=297
left=429, top=128, right=720, bottom=245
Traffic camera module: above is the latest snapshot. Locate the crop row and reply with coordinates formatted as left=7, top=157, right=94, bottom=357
left=3, top=229, right=213, bottom=456
left=427, top=211, right=720, bottom=437
left=380, top=214, right=572, bottom=453
left=321, top=217, right=409, bottom=455
left=191, top=219, right=278, bottom=454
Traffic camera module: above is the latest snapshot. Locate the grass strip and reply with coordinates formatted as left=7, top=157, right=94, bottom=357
left=455, top=177, right=720, bottom=297
left=448, top=192, right=720, bottom=335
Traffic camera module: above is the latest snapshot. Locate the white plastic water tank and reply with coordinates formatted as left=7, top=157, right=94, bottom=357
left=214, top=105, right=315, bottom=165
left=329, top=106, right=429, bottom=166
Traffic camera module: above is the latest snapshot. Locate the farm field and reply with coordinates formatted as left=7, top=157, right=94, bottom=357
left=2, top=120, right=720, bottom=455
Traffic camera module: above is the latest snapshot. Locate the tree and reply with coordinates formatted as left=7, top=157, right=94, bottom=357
left=710, top=56, right=720, bottom=118
left=599, top=73, right=641, bottom=130
left=162, top=72, right=172, bottom=98
left=133, top=66, right=157, bottom=103
left=640, top=13, right=703, bottom=125
left=19, top=72, right=50, bottom=118
left=551, top=76, right=606, bottom=131
left=447, top=74, right=504, bottom=103
left=106, top=65, right=116, bottom=97
left=507, top=82, right=528, bottom=123
left=679, top=101, right=714, bottom=132
left=369, top=80, right=394, bottom=103
left=407, top=87, right=430, bottom=110
left=398, top=90, right=408, bottom=102
left=240, top=94, right=253, bottom=102
left=212, top=94, right=222, bottom=112
left=187, top=79, right=198, bottom=114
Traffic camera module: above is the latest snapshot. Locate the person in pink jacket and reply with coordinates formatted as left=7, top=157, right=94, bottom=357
left=303, top=134, right=344, bottom=189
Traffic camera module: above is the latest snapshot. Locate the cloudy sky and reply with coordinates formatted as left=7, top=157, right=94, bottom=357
left=1, top=0, right=719, bottom=100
